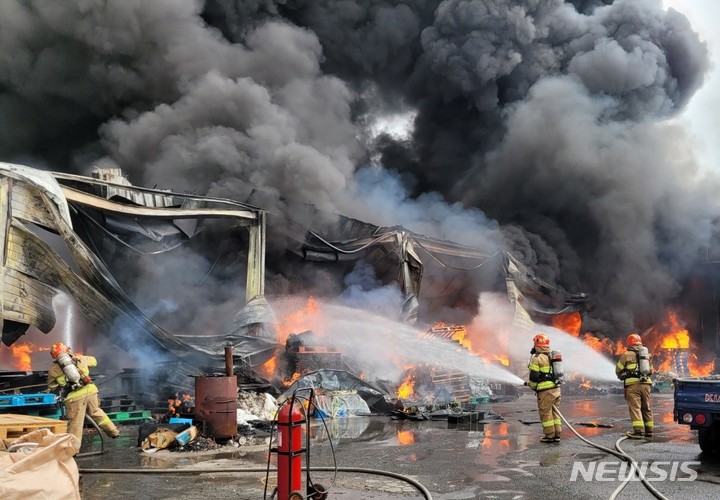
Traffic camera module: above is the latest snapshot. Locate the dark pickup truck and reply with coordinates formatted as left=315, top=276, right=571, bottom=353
left=674, top=376, right=720, bottom=453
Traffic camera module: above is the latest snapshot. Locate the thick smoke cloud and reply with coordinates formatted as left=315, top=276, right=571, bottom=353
left=0, top=0, right=715, bottom=337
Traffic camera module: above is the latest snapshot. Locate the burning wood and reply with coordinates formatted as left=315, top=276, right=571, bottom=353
left=552, top=309, right=715, bottom=377
left=426, top=322, right=511, bottom=372
left=646, top=311, right=714, bottom=377
left=167, top=393, right=194, bottom=417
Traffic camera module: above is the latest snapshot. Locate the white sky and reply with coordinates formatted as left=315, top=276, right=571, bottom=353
left=663, top=0, right=720, bottom=171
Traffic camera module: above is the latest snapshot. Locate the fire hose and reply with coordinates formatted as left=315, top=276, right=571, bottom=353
left=79, top=389, right=433, bottom=499
left=260, top=388, right=433, bottom=500
left=54, top=398, right=106, bottom=459
left=76, top=466, right=433, bottom=499
left=75, top=413, right=106, bottom=458
left=553, top=405, right=668, bottom=500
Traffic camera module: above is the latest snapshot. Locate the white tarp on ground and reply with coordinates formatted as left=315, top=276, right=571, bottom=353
left=314, top=391, right=370, bottom=418
left=0, top=429, right=81, bottom=500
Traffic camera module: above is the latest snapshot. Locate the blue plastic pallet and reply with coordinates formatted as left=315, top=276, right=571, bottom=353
left=0, top=393, right=57, bottom=408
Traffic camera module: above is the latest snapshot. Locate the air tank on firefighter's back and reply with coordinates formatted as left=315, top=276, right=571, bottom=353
left=550, top=350, right=565, bottom=383
left=636, top=345, right=651, bottom=376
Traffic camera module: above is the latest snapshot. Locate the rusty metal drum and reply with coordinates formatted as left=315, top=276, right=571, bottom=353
left=194, top=375, right=238, bottom=439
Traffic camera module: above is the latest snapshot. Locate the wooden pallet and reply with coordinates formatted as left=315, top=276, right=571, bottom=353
left=0, top=405, right=63, bottom=419
left=0, top=413, right=68, bottom=440
left=431, top=369, right=471, bottom=402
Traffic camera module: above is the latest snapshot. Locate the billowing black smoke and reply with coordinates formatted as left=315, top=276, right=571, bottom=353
left=0, top=0, right=715, bottom=335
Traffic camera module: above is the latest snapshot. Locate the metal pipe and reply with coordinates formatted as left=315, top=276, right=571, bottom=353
left=224, top=345, right=233, bottom=377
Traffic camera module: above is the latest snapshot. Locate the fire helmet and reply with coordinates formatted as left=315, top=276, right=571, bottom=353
left=50, top=342, right=71, bottom=359
left=626, top=333, right=642, bottom=346
left=533, top=333, right=550, bottom=348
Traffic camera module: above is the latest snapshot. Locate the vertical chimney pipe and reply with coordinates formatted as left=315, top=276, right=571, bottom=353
left=225, top=345, right=233, bottom=376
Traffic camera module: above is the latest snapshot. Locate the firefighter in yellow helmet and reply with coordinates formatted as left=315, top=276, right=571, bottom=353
left=527, top=333, right=562, bottom=443
left=47, top=343, right=120, bottom=446
left=616, top=333, right=653, bottom=439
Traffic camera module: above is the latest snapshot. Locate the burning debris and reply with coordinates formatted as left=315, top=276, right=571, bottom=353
left=551, top=310, right=717, bottom=379
left=167, top=393, right=194, bottom=420
left=285, top=331, right=345, bottom=377
left=397, top=364, right=477, bottom=406
left=0, top=2, right=718, bottom=406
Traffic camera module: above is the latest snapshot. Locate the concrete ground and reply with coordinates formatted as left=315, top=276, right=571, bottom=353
left=77, top=392, right=720, bottom=499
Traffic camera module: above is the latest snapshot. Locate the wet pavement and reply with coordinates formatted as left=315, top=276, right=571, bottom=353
left=77, top=392, right=720, bottom=499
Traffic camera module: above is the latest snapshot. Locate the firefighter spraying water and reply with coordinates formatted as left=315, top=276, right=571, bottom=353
left=616, top=334, right=654, bottom=438
left=526, top=334, right=563, bottom=443
left=47, top=342, right=120, bottom=447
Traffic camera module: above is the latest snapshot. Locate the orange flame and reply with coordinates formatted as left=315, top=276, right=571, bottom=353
left=257, top=297, right=324, bottom=381
left=436, top=322, right=510, bottom=368
left=398, top=372, right=416, bottom=400
left=10, top=343, right=32, bottom=371
left=450, top=325, right=472, bottom=350
left=5, top=342, right=49, bottom=371
left=689, top=357, right=714, bottom=377
left=552, top=312, right=582, bottom=337
left=658, top=312, right=690, bottom=349
left=259, top=355, right=277, bottom=379
left=647, top=311, right=714, bottom=376
left=283, top=371, right=301, bottom=387
left=575, top=333, right=624, bottom=357
left=276, top=297, right=323, bottom=344
left=493, top=354, right=510, bottom=366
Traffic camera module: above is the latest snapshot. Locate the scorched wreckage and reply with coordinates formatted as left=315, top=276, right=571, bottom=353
left=0, top=158, right=596, bottom=403
left=1, top=160, right=715, bottom=408
left=0, top=161, right=584, bottom=398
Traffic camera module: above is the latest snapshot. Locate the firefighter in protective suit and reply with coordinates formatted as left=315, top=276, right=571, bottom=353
left=47, top=342, right=120, bottom=445
left=527, top=334, right=562, bottom=443
left=616, top=333, right=653, bottom=439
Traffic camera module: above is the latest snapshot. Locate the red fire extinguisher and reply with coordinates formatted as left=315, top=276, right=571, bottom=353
left=277, top=400, right=305, bottom=500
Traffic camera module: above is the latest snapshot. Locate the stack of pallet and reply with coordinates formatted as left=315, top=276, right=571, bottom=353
left=430, top=368, right=471, bottom=403
left=99, top=394, right=152, bottom=424
left=0, top=413, right=68, bottom=441
left=0, top=392, right=62, bottom=419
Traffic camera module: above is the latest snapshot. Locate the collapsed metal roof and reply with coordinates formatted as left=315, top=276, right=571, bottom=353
left=0, top=163, right=587, bottom=378
left=0, top=163, right=274, bottom=373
